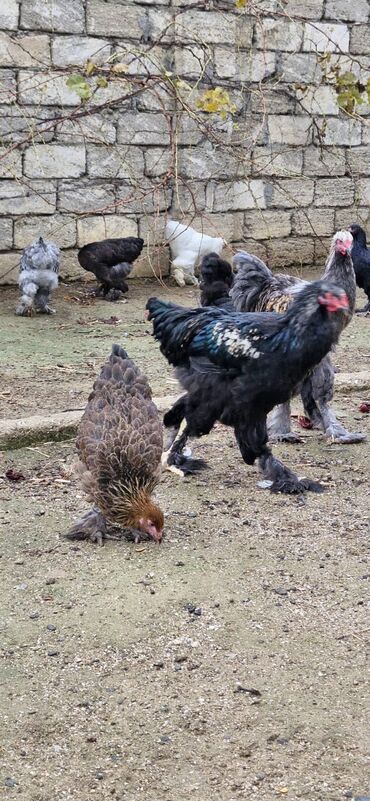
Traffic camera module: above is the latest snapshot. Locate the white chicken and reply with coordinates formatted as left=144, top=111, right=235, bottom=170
left=15, top=237, right=60, bottom=316
left=165, top=220, right=225, bottom=287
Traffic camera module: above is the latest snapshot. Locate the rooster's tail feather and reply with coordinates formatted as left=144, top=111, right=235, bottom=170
left=146, top=298, right=213, bottom=366
left=231, top=251, right=273, bottom=312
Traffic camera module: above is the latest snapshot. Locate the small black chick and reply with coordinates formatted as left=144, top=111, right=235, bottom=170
left=78, top=237, right=144, bottom=301
left=348, top=224, right=370, bottom=313
left=199, top=252, right=234, bottom=310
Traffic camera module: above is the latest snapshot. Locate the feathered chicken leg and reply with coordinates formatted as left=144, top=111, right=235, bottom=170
left=267, top=402, right=302, bottom=443
left=234, top=417, right=324, bottom=494
left=63, top=508, right=111, bottom=546
left=35, top=287, right=56, bottom=315
left=63, top=508, right=150, bottom=545
left=162, top=398, right=208, bottom=476
left=258, top=451, right=324, bottom=494
left=162, top=421, right=191, bottom=476
left=162, top=422, right=208, bottom=477
left=105, top=288, right=126, bottom=301
left=269, top=358, right=365, bottom=444
left=163, top=397, right=186, bottom=447
left=15, top=280, right=38, bottom=316
left=300, top=358, right=365, bottom=443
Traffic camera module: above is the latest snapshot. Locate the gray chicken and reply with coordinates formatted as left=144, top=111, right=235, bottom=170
left=15, top=237, right=60, bottom=316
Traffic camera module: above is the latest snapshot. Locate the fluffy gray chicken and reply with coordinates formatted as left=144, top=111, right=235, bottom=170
left=15, top=237, right=60, bottom=316
left=231, top=231, right=365, bottom=444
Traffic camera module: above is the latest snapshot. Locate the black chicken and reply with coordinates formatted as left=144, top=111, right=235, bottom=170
left=200, top=252, right=234, bottom=310
left=146, top=280, right=350, bottom=494
left=78, top=237, right=144, bottom=300
left=348, top=224, right=370, bottom=313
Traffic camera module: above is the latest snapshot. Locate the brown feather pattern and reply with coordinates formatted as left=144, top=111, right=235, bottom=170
left=75, top=345, right=163, bottom=531
left=263, top=293, right=292, bottom=314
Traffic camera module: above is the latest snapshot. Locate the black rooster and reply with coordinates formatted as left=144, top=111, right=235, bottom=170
left=146, top=280, right=350, bottom=494
left=78, top=237, right=144, bottom=300
left=200, top=252, right=234, bottom=310
left=348, top=224, right=370, bottom=313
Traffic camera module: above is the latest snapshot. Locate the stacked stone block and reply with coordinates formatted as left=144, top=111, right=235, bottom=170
left=0, top=0, right=369, bottom=284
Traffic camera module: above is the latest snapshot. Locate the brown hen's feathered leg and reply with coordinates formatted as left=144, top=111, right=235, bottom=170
left=63, top=510, right=151, bottom=545
left=267, top=402, right=302, bottom=444
left=62, top=508, right=112, bottom=546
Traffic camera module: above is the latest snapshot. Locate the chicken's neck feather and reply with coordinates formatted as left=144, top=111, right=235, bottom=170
left=96, top=482, right=162, bottom=529
left=322, top=250, right=356, bottom=317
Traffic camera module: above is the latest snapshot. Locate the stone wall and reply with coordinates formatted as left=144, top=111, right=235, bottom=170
left=0, top=0, right=369, bottom=284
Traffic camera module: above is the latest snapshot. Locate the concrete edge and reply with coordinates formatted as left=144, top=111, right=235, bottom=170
left=0, top=395, right=179, bottom=451
left=1, top=374, right=370, bottom=451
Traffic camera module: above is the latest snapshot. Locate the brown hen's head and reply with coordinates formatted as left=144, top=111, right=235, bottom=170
left=138, top=502, right=164, bottom=544
left=112, top=489, right=164, bottom=543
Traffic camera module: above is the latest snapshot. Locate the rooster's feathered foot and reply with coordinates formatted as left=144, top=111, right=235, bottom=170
left=325, top=427, right=366, bottom=444
left=161, top=418, right=208, bottom=477
left=258, top=453, right=325, bottom=494
left=317, top=407, right=366, bottom=444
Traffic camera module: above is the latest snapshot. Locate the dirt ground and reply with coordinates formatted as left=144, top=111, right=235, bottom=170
left=0, top=279, right=369, bottom=801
